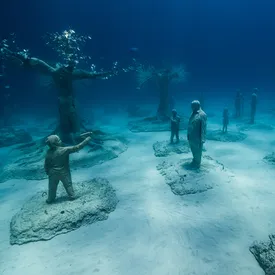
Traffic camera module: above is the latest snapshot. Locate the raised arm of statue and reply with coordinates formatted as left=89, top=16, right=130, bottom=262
left=72, top=69, right=113, bottom=80
left=26, top=57, right=55, bottom=75
left=1, top=48, right=55, bottom=75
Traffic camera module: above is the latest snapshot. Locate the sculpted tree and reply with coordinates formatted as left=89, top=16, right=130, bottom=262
left=0, top=30, right=119, bottom=143
left=136, top=64, right=187, bottom=120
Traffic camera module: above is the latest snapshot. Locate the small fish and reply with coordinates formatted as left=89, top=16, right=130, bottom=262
left=5, top=85, right=10, bottom=89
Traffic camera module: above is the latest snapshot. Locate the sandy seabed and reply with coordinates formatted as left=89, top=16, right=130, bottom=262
left=0, top=101, right=275, bottom=275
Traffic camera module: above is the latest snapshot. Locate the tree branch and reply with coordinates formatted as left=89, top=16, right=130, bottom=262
left=1, top=48, right=54, bottom=75
left=72, top=69, right=113, bottom=80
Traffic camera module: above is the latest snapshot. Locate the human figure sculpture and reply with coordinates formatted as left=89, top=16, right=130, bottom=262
left=44, top=132, right=92, bottom=204
left=222, top=108, right=229, bottom=133
left=170, top=109, right=180, bottom=144
left=1, top=31, right=115, bottom=144
left=235, top=90, right=242, bottom=118
left=187, top=100, right=207, bottom=167
left=240, top=92, right=244, bottom=117
left=250, top=90, right=258, bottom=124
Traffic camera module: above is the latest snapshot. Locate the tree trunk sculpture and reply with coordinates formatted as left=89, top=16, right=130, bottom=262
left=4, top=50, right=113, bottom=143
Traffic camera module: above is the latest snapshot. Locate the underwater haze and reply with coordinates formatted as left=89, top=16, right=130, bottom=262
left=1, top=1, right=275, bottom=275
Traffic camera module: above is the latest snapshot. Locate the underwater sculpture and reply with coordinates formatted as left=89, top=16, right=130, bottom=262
left=222, top=107, right=229, bottom=133
left=170, top=109, right=180, bottom=144
left=0, top=30, right=120, bottom=144
left=187, top=100, right=207, bottom=167
left=128, top=64, right=187, bottom=132
left=0, top=30, right=129, bottom=183
left=234, top=90, right=244, bottom=118
left=250, top=89, right=258, bottom=124
left=10, top=178, right=118, bottom=245
left=44, top=132, right=92, bottom=204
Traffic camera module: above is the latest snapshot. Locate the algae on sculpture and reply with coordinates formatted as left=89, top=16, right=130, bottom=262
left=0, top=30, right=119, bottom=143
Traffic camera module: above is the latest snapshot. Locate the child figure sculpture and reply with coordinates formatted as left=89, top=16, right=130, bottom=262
left=222, top=108, right=229, bottom=133
left=170, top=109, right=180, bottom=144
left=44, top=132, right=92, bottom=204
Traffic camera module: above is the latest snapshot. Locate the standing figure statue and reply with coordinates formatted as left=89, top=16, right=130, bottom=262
left=222, top=108, right=229, bottom=133
left=44, top=132, right=92, bottom=204
left=240, top=92, right=244, bottom=117
left=187, top=100, right=207, bottom=167
left=250, top=89, right=258, bottom=124
left=170, top=109, right=180, bottom=144
left=235, top=90, right=242, bottom=118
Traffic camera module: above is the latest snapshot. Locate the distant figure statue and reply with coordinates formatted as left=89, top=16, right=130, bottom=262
left=222, top=108, right=229, bottom=133
left=240, top=92, right=244, bottom=117
left=44, top=132, right=92, bottom=204
left=170, top=109, right=180, bottom=144
left=235, top=90, right=242, bottom=118
left=187, top=100, right=207, bottom=167
left=250, top=89, right=258, bottom=124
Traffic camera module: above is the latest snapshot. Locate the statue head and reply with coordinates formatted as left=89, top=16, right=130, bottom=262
left=64, top=59, right=76, bottom=72
left=191, top=100, right=201, bottom=112
left=172, top=109, right=177, bottom=116
left=46, top=135, right=62, bottom=149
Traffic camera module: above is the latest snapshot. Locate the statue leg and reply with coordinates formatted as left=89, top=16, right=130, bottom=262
left=170, top=131, right=175, bottom=143
left=175, top=130, right=179, bottom=143
left=46, top=175, right=59, bottom=203
left=60, top=171, right=75, bottom=200
left=189, top=141, right=202, bottom=167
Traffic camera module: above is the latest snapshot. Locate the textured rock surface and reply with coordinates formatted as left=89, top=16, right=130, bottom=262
left=153, top=139, right=190, bottom=157
left=157, top=155, right=231, bottom=196
left=10, top=178, right=118, bottom=245
left=0, top=132, right=128, bottom=183
left=237, top=122, right=274, bottom=131
left=263, top=153, right=275, bottom=165
left=128, top=116, right=188, bottom=132
left=206, top=130, right=247, bottom=142
left=250, top=235, right=275, bottom=275
left=0, top=127, right=32, bottom=147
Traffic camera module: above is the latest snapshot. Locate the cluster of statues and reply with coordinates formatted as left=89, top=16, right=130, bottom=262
left=234, top=88, right=258, bottom=122
left=221, top=88, right=258, bottom=133
left=44, top=99, right=207, bottom=204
